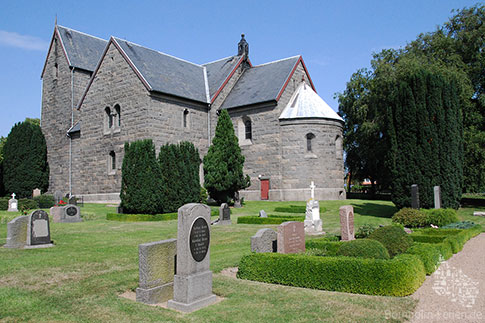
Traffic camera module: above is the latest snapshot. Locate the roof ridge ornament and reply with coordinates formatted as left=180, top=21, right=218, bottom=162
left=237, top=34, right=250, bottom=68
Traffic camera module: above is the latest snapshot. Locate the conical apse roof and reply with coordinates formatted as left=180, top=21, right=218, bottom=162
left=279, top=82, right=343, bottom=122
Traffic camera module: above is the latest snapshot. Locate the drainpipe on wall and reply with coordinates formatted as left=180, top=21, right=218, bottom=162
left=68, top=67, right=74, bottom=198
left=207, top=104, right=211, bottom=146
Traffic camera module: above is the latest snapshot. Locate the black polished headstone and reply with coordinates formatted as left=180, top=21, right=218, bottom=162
left=30, top=210, right=51, bottom=245
left=189, top=217, right=210, bottom=262
left=66, top=206, right=78, bottom=217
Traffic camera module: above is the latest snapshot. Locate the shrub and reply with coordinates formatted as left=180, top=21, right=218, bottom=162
left=34, top=194, right=55, bottom=208
left=405, top=242, right=442, bottom=275
left=274, top=205, right=307, bottom=213
left=0, top=197, right=8, bottom=210
left=336, top=239, right=390, bottom=259
left=18, top=198, right=38, bottom=210
left=305, top=240, right=343, bottom=256
left=355, top=224, right=378, bottom=238
left=106, top=213, right=178, bottom=222
left=441, top=221, right=476, bottom=229
left=237, top=215, right=305, bottom=225
left=199, top=186, right=208, bottom=204
left=237, top=253, right=426, bottom=296
left=421, top=208, right=459, bottom=227
left=368, top=225, right=412, bottom=257
left=304, top=248, right=327, bottom=257
left=392, top=208, right=428, bottom=228
left=120, top=139, right=164, bottom=214
left=410, top=235, right=447, bottom=244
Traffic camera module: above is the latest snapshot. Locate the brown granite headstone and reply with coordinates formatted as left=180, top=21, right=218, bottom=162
left=277, top=221, right=305, bottom=254
left=339, top=205, right=355, bottom=241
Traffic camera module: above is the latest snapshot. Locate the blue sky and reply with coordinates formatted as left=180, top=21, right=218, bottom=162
left=0, top=0, right=479, bottom=137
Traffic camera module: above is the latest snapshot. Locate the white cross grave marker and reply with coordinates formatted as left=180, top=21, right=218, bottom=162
left=11, top=193, right=16, bottom=199
left=310, top=181, right=316, bottom=199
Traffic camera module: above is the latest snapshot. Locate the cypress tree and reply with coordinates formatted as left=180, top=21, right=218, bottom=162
left=3, top=120, right=49, bottom=197
left=120, top=139, right=163, bottom=214
left=203, top=110, right=250, bottom=203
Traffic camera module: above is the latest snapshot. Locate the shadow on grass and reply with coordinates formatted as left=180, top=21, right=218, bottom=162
left=353, top=203, right=397, bottom=218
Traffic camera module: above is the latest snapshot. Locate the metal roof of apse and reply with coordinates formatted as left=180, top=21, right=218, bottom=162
left=279, top=82, right=343, bottom=122
left=203, top=55, right=243, bottom=99
left=67, top=121, right=81, bottom=134
left=57, top=26, right=107, bottom=72
left=114, top=38, right=208, bottom=103
left=221, top=56, right=300, bottom=109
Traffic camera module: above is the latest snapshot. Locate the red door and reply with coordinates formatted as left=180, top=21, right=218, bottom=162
left=261, top=179, right=269, bottom=200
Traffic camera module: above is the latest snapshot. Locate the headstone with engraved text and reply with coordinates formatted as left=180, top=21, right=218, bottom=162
left=277, top=221, right=305, bottom=254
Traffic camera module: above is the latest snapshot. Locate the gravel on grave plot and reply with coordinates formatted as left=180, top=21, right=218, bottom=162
left=408, top=233, right=485, bottom=323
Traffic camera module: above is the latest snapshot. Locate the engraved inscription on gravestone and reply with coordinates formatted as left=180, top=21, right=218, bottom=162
left=66, top=206, right=77, bottom=216
left=30, top=210, right=51, bottom=245
left=189, top=217, right=210, bottom=262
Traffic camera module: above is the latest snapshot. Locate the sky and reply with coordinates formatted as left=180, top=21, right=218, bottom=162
left=0, top=0, right=479, bottom=138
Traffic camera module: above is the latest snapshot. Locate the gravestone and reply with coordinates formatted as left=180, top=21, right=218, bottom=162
left=8, top=193, right=18, bottom=212
left=212, top=203, right=231, bottom=225
left=304, top=200, right=323, bottom=234
left=473, top=211, right=485, bottom=217
left=32, top=188, right=41, bottom=198
left=251, top=228, right=277, bottom=253
left=50, top=204, right=82, bottom=223
left=233, top=192, right=242, bottom=208
left=339, top=205, right=355, bottom=241
left=259, top=210, right=267, bottom=218
left=136, top=239, right=177, bottom=304
left=54, top=191, right=63, bottom=204
left=433, top=186, right=441, bottom=209
left=277, top=221, right=305, bottom=254
left=411, top=184, right=420, bottom=209
left=68, top=195, right=77, bottom=205
left=4, top=216, right=29, bottom=248
left=167, top=203, right=217, bottom=312
left=28, top=210, right=52, bottom=246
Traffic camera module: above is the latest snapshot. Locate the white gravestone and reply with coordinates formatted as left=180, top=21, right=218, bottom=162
left=304, top=182, right=323, bottom=234
left=8, top=193, right=18, bottom=212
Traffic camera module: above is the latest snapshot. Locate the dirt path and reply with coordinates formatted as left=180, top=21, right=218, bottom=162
left=409, top=233, right=485, bottom=323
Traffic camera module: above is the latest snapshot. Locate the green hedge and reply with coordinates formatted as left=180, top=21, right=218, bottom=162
left=106, top=213, right=178, bottom=222
left=404, top=243, right=442, bottom=274
left=421, top=209, right=459, bottom=227
left=392, top=208, right=459, bottom=228
left=19, top=198, right=38, bottom=210
left=368, top=226, right=413, bottom=257
left=237, top=215, right=304, bottom=225
left=410, top=235, right=447, bottom=243
left=305, top=240, right=343, bottom=256
left=336, top=239, right=390, bottom=260
left=0, top=197, right=8, bottom=210
left=33, top=194, right=55, bottom=208
left=237, top=253, right=426, bottom=296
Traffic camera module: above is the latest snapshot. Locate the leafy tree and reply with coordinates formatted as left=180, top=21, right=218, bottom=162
left=120, top=139, right=164, bottom=214
left=3, top=120, right=49, bottom=198
left=0, top=136, right=6, bottom=196
left=203, top=110, right=250, bottom=203
left=158, top=142, right=200, bottom=212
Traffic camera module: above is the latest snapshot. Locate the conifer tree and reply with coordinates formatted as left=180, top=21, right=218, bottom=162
left=3, top=120, right=49, bottom=197
left=120, top=139, right=163, bottom=214
left=203, top=110, right=250, bottom=203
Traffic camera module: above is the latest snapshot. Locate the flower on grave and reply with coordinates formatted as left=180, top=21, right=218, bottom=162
left=58, top=200, right=66, bottom=206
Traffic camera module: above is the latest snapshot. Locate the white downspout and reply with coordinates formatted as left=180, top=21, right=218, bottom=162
left=69, top=67, right=74, bottom=198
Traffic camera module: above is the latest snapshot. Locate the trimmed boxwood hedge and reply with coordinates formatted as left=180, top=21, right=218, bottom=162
left=107, top=213, right=178, bottom=222
left=368, top=226, right=413, bottom=257
left=237, top=215, right=304, bottom=225
left=404, top=242, right=442, bottom=275
left=305, top=240, right=343, bottom=256
left=336, top=239, right=390, bottom=259
left=410, top=235, right=447, bottom=243
left=237, top=253, right=426, bottom=296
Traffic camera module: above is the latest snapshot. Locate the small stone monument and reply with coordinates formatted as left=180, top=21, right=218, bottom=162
left=473, top=211, right=485, bottom=217
left=4, top=215, right=29, bottom=248
left=32, top=188, right=41, bottom=198
left=167, top=203, right=217, bottom=312
left=433, top=186, right=441, bottom=209
left=136, top=239, right=177, bottom=304
left=411, top=184, right=420, bottom=209
left=339, top=205, right=355, bottom=241
left=233, top=192, right=242, bottom=208
left=4, top=210, right=54, bottom=249
left=304, top=181, right=323, bottom=234
left=8, top=193, right=18, bottom=212
left=259, top=210, right=267, bottom=218
left=251, top=228, right=277, bottom=253
left=277, top=221, right=305, bottom=254
left=50, top=204, right=82, bottom=223
left=212, top=203, right=231, bottom=225
left=54, top=191, right=63, bottom=205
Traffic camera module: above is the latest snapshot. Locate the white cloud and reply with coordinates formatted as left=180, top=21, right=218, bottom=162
left=0, top=30, right=48, bottom=51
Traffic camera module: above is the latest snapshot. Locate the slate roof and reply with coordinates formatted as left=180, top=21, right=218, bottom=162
left=67, top=121, right=81, bottom=134
left=279, top=82, right=343, bottom=122
left=57, top=25, right=107, bottom=72
left=220, top=56, right=300, bottom=109
left=114, top=38, right=209, bottom=103
left=203, top=55, right=243, bottom=100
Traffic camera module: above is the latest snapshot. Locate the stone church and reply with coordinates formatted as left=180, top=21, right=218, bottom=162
left=41, top=25, right=345, bottom=203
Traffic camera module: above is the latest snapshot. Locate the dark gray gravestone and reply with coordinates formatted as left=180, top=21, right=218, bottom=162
left=251, top=228, right=277, bottom=253
left=4, top=216, right=29, bottom=248
left=212, top=203, right=231, bottom=225
left=167, top=203, right=217, bottom=313
left=28, top=210, right=51, bottom=246
left=50, top=205, right=82, bottom=223
left=411, top=184, right=420, bottom=209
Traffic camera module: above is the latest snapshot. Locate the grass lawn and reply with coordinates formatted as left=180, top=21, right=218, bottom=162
left=0, top=200, right=481, bottom=322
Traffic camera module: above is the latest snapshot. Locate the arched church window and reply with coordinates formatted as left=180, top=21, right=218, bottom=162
left=244, top=118, right=252, bottom=140
left=306, top=133, right=315, bottom=152
left=109, top=151, right=116, bottom=171
left=335, top=135, right=343, bottom=159
left=183, top=109, right=189, bottom=128
left=105, top=107, right=113, bottom=129
left=114, top=104, right=121, bottom=127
